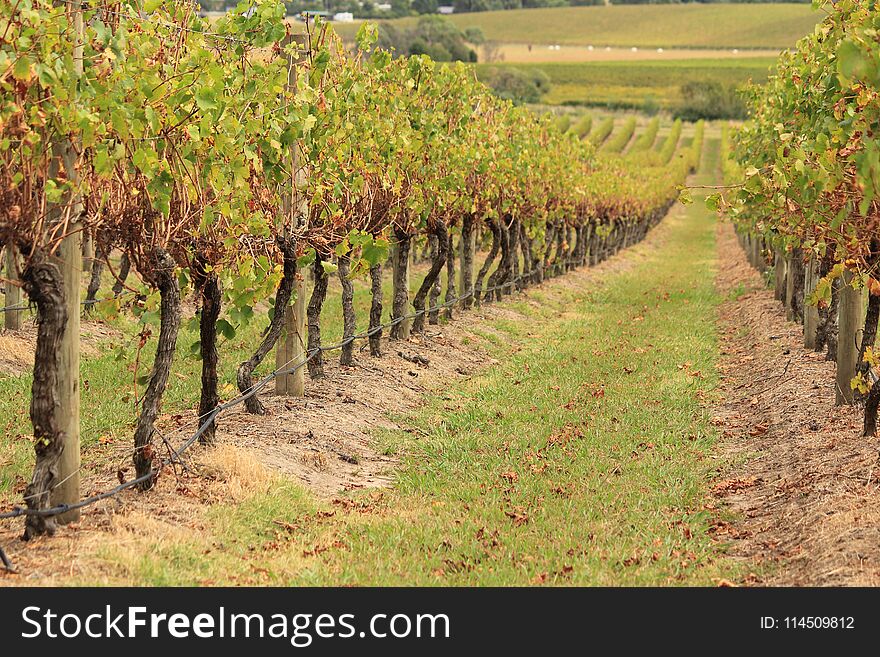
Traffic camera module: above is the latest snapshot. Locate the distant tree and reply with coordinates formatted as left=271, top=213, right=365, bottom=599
left=390, top=0, right=412, bottom=16
left=374, top=15, right=477, bottom=62
left=674, top=80, right=746, bottom=121
left=453, top=0, right=502, bottom=13
left=463, top=26, right=486, bottom=45
left=481, top=40, right=504, bottom=63
left=412, top=0, right=438, bottom=13
left=480, top=66, right=551, bottom=104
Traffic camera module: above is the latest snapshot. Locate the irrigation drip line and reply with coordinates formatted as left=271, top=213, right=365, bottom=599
left=0, top=291, right=138, bottom=314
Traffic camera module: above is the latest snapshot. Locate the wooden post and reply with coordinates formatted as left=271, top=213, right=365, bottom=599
left=754, top=236, right=766, bottom=273
left=4, top=246, right=21, bottom=331
left=803, top=255, right=820, bottom=349
left=836, top=270, right=865, bottom=405
left=458, top=215, right=474, bottom=310
left=275, top=34, right=307, bottom=397
left=784, top=253, right=795, bottom=322
left=774, top=248, right=786, bottom=302
left=50, top=0, right=84, bottom=522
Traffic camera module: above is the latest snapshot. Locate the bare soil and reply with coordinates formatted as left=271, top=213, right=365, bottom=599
left=0, top=320, right=120, bottom=376
left=712, top=221, right=880, bottom=586
left=482, top=43, right=779, bottom=64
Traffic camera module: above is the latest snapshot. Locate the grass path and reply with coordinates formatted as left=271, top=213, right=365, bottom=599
left=66, top=138, right=741, bottom=586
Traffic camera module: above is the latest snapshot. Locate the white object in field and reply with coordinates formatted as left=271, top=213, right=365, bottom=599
left=605, top=46, right=611, bottom=51
left=631, top=46, right=638, bottom=52
left=438, top=5, right=454, bottom=14
left=376, top=2, right=391, bottom=9
left=587, top=45, right=594, bottom=51
left=732, top=48, right=739, bottom=54
left=333, top=11, right=353, bottom=21
left=657, top=47, right=664, bottom=53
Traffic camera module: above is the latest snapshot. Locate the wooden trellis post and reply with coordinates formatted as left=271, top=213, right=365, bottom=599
left=803, top=255, right=820, bottom=349
left=50, top=0, right=84, bottom=522
left=276, top=34, right=307, bottom=397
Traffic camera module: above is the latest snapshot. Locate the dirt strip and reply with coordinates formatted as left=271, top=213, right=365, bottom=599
left=713, top=221, right=880, bottom=586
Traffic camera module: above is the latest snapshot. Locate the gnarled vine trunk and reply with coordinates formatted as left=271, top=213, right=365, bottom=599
left=338, top=253, right=356, bottom=366
left=785, top=248, right=805, bottom=323
left=390, top=227, right=411, bottom=340
left=575, top=225, right=586, bottom=267
left=428, top=235, right=441, bottom=325
left=412, top=223, right=448, bottom=334
left=236, top=237, right=297, bottom=414
left=369, top=263, right=383, bottom=357
left=474, top=220, right=499, bottom=307
left=112, top=252, right=130, bottom=297
left=133, top=248, right=181, bottom=490
left=856, top=249, right=880, bottom=403
left=193, top=256, right=220, bottom=445
left=817, top=261, right=840, bottom=360
left=21, top=258, right=68, bottom=539
left=307, top=254, right=329, bottom=378
left=565, top=226, right=575, bottom=271
left=518, top=222, right=533, bottom=285
left=459, top=215, right=474, bottom=310
left=542, top=222, right=556, bottom=278
left=553, top=225, right=564, bottom=276
left=509, top=218, right=521, bottom=292
left=84, top=245, right=104, bottom=312
left=487, top=221, right=509, bottom=302
left=444, top=231, right=456, bottom=320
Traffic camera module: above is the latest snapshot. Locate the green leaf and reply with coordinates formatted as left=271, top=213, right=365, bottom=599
left=838, top=39, right=871, bottom=81
left=195, top=87, right=218, bottom=113
left=111, top=110, right=129, bottom=141
left=301, top=114, right=317, bottom=137
left=12, top=56, right=31, bottom=81
left=141, top=310, right=161, bottom=327
left=296, top=249, right=316, bottom=268
left=361, top=240, right=389, bottom=266
left=217, top=319, right=236, bottom=340
left=94, top=148, right=113, bottom=176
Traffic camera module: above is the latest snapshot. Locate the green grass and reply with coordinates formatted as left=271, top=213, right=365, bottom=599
left=58, top=137, right=741, bottom=586
left=478, top=58, right=776, bottom=109
left=356, top=4, right=820, bottom=50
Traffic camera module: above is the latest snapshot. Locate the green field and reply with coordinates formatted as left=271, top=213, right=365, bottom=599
left=477, top=58, right=777, bottom=109
left=353, top=4, right=820, bottom=50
